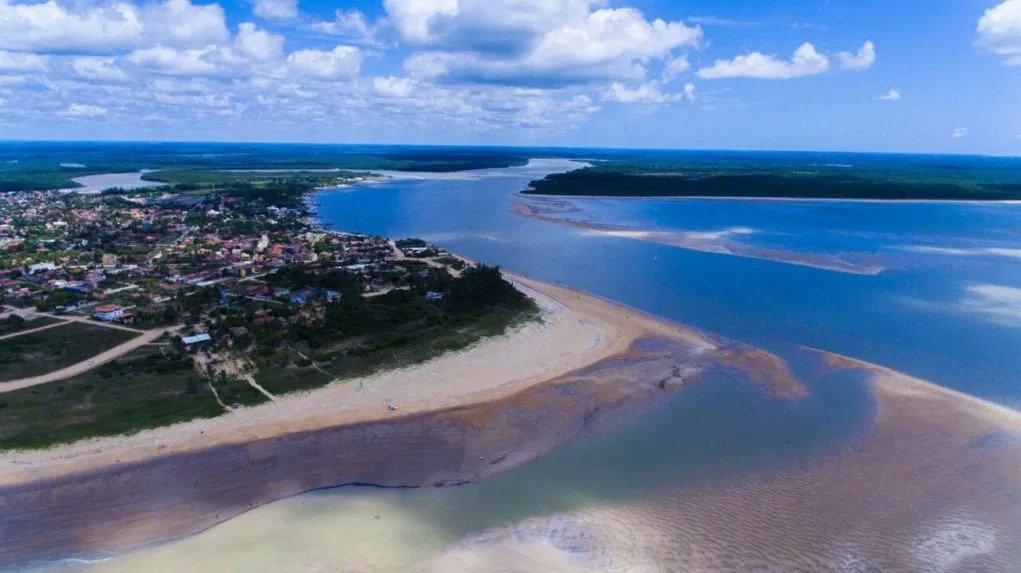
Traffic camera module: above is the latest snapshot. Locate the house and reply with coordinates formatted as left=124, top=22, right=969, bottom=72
left=101, top=253, right=119, bottom=267
left=95, top=304, right=125, bottom=322
left=27, top=262, right=57, bottom=275
left=181, top=333, right=212, bottom=351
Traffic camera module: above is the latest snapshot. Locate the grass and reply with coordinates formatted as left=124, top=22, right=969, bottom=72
left=0, top=346, right=231, bottom=450
left=0, top=322, right=137, bottom=382
left=0, top=316, right=59, bottom=337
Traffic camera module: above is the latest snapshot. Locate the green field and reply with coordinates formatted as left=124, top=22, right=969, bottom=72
left=0, top=346, right=266, bottom=450
left=0, top=322, right=137, bottom=382
left=0, top=316, right=59, bottom=337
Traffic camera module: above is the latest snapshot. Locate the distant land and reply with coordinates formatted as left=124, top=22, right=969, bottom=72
left=524, top=152, right=1021, bottom=201
left=5, top=141, right=1021, bottom=200
left=0, top=141, right=533, bottom=192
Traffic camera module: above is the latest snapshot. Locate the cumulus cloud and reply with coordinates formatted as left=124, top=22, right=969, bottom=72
left=287, top=46, right=363, bottom=79
left=252, top=0, right=297, bottom=21
left=837, top=41, right=875, bottom=71
left=876, top=88, right=901, bottom=101
left=71, top=56, right=127, bottom=81
left=0, top=0, right=228, bottom=53
left=952, top=127, right=970, bottom=138
left=386, top=0, right=701, bottom=87
left=57, top=103, right=107, bottom=117
left=311, top=9, right=388, bottom=47
left=373, top=76, right=415, bottom=97
left=977, top=0, right=1021, bottom=65
left=127, top=46, right=221, bottom=76
left=234, top=22, right=284, bottom=62
left=0, top=49, right=49, bottom=72
left=697, top=42, right=829, bottom=79
left=603, top=80, right=693, bottom=104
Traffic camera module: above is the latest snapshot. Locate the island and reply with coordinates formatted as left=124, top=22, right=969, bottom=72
left=524, top=154, right=1021, bottom=201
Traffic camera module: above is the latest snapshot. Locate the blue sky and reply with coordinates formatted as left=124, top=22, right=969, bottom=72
left=0, top=0, right=1019, bottom=154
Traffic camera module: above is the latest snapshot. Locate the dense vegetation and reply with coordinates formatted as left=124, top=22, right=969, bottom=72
left=525, top=151, right=1021, bottom=200
left=0, top=346, right=264, bottom=450
left=240, top=264, right=536, bottom=395
left=0, top=142, right=532, bottom=191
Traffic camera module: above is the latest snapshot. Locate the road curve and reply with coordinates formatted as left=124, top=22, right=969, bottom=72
left=0, top=326, right=179, bottom=394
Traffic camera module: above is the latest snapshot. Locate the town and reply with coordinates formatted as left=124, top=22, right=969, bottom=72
left=0, top=175, right=534, bottom=450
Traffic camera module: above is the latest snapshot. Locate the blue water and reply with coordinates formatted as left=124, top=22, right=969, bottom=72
left=316, top=160, right=1021, bottom=409
left=56, top=153, right=1021, bottom=571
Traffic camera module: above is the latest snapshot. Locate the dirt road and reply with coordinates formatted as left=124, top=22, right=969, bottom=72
left=0, top=325, right=179, bottom=394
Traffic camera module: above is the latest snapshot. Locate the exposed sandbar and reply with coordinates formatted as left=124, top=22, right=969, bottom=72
left=0, top=275, right=801, bottom=567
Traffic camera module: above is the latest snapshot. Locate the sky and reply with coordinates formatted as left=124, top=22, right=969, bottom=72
left=0, top=0, right=1019, bottom=155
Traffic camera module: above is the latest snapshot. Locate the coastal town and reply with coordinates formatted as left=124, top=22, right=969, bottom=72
left=0, top=176, right=533, bottom=449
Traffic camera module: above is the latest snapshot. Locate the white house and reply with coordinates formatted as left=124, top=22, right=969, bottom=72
left=94, top=304, right=125, bottom=322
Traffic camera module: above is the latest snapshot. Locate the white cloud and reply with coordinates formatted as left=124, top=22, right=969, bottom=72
left=661, top=56, right=691, bottom=82
left=876, top=88, right=901, bottom=101
left=0, top=0, right=143, bottom=53
left=252, top=0, right=297, bottom=21
left=234, top=22, right=284, bottom=62
left=977, top=0, right=1021, bottom=65
left=57, top=103, right=107, bottom=117
left=697, top=42, right=829, bottom=79
left=287, top=46, right=362, bottom=79
left=311, top=9, right=388, bottom=47
left=952, top=127, right=970, bottom=139
left=373, top=76, right=415, bottom=97
left=603, top=80, right=693, bottom=104
left=837, top=40, right=875, bottom=71
left=71, top=56, right=127, bottom=81
left=0, top=0, right=228, bottom=53
left=152, top=0, right=229, bottom=48
left=0, top=49, right=48, bottom=72
left=127, top=46, right=221, bottom=75
left=386, top=0, right=701, bottom=87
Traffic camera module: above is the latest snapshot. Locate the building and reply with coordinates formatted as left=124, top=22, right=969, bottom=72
left=95, top=304, right=125, bottom=322
left=181, top=333, right=212, bottom=351
left=27, top=262, right=56, bottom=275
left=101, top=253, right=119, bottom=267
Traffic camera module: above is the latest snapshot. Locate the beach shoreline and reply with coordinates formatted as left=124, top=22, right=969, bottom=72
left=0, top=272, right=737, bottom=567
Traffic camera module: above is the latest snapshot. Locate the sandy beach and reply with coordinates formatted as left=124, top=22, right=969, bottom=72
left=1, top=273, right=772, bottom=567
left=0, top=275, right=709, bottom=486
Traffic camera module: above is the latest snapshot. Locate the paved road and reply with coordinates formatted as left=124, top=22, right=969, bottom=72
left=0, top=325, right=180, bottom=394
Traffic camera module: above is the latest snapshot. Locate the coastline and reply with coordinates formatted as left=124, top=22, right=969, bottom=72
left=0, top=272, right=743, bottom=567
left=519, top=191, right=1021, bottom=206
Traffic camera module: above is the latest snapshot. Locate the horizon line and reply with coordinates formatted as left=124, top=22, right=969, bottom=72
left=1, top=138, right=1019, bottom=160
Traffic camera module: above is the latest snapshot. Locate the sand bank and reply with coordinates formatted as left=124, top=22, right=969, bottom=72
left=512, top=198, right=884, bottom=275
left=1, top=274, right=805, bottom=567
left=416, top=348, right=1021, bottom=571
